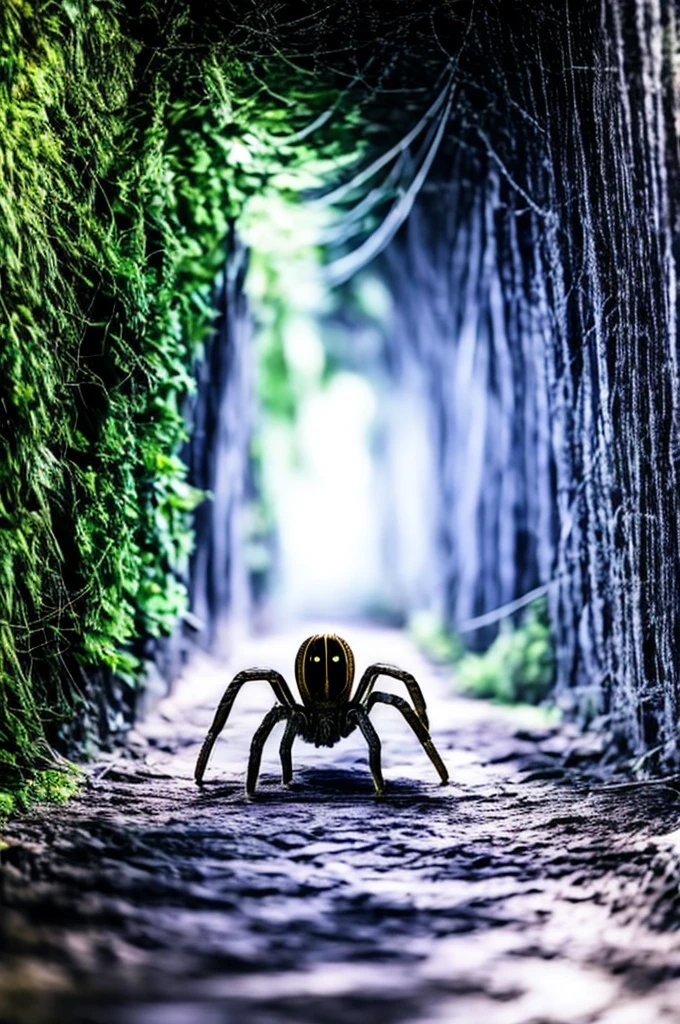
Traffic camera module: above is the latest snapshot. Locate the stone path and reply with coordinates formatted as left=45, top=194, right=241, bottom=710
left=2, top=625, right=680, bottom=1024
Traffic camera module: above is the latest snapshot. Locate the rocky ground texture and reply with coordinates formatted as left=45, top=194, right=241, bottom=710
left=2, top=626, right=680, bottom=1024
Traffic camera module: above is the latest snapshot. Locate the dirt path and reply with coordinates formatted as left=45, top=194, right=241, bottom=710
left=2, top=625, right=680, bottom=1024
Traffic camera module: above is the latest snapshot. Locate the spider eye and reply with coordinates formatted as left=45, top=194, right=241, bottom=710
left=332, top=655, right=341, bottom=663
left=313, top=656, right=321, bottom=662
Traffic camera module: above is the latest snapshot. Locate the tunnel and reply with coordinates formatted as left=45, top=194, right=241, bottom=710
left=2, top=2, right=680, bottom=1022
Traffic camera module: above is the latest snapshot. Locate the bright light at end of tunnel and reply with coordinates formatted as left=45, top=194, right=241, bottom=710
left=283, top=316, right=325, bottom=378
left=267, top=372, right=381, bottom=619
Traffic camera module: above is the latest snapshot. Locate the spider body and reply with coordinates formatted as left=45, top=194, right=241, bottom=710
left=296, top=704, right=350, bottom=748
left=194, top=633, right=449, bottom=796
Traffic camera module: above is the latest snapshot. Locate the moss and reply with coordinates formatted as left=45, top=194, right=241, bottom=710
left=409, top=602, right=556, bottom=707
left=0, top=766, right=81, bottom=823
left=0, top=1, right=366, bottom=799
left=456, top=601, right=556, bottom=706
left=0, top=3, right=215, bottom=778
left=408, top=610, right=464, bottom=665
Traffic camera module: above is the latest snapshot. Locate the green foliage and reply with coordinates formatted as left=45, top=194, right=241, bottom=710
left=0, top=0, right=369, bottom=809
left=408, top=603, right=555, bottom=706
left=0, top=0, right=146, bottom=789
left=456, top=601, right=556, bottom=706
left=0, top=756, right=81, bottom=821
left=408, top=610, right=464, bottom=664
left=245, top=193, right=333, bottom=425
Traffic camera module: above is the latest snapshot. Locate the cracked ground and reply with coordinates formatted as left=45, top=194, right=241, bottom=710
left=2, top=625, right=680, bottom=1024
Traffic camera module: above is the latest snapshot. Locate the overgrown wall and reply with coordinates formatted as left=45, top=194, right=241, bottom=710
left=0, top=2, right=254, bottom=803
left=0, top=0, right=367, bottom=805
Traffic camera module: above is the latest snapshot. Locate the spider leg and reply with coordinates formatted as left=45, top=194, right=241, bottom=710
left=246, top=706, right=291, bottom=797
left=352, top=706, right=385, bottom=796
left=195, top=668, right=295, bottom=784
left=366, top=691, right=449, bottom=784
left=353, top=663, right=430, bottom=730
left=279, top=713, right=300, bottom=784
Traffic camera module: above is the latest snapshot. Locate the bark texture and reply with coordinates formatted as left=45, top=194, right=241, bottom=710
left=186, top=227, right=255, bottom=649
left=382, top=0, right=680, bottom=761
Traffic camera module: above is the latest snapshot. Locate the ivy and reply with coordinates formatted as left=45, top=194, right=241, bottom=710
left=0, top=0, right=365, bottom=815
left=456, top=602, right=556, bottom=707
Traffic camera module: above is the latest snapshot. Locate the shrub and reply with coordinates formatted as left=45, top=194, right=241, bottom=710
left=456, top=600, right=556, bottom=705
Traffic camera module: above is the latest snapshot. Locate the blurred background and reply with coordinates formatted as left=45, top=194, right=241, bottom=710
left=243, top=198, right=438, bottom=627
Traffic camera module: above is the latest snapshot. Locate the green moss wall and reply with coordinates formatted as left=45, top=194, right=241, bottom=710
left=0, top=1, right=253, bottom=808
left=0, top=0, right=363, bottom=812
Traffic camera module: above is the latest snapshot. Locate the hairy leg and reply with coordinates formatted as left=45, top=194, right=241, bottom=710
left=353, top=663, right=430, bottom=730
left=279, top=714, right=299, bottom=784
left=195, top=669, right=295, bottom=784
left=246, top=706, right=291, bottom=797
left=366, top=691, right=448, bottom=784
left=352, top=706, right=385, bottom=796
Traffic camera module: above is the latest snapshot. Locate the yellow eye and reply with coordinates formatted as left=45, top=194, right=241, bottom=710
left=332, top=655, right=341, bottom=662
left=313, top=656, right=321, bottom=662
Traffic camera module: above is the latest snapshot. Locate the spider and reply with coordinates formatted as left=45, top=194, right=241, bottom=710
left=194, top=633, right=449, bottom=796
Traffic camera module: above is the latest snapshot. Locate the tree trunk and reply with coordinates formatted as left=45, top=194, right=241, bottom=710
left=381, top=0, right=680, bottom=763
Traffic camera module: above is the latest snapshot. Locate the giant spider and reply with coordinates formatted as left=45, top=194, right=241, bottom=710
left=195, top=633, right=449, bottom=796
